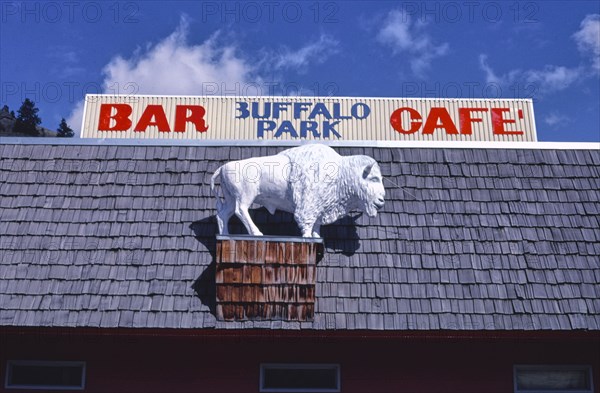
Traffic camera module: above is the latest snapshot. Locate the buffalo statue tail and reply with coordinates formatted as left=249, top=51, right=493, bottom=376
left=210, top=166, right=223, bottom=211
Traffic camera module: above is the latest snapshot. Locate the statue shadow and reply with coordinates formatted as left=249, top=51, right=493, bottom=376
left=189, top=208, right=360, bottom=316
left=189, top=215, right=219, bottom=316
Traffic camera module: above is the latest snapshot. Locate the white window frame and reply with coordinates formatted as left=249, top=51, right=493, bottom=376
left=5, top=360, right=86, bottom=391
left=260, top=363, right=340, bottom=393
left=513, top=365, right=594, bottom=393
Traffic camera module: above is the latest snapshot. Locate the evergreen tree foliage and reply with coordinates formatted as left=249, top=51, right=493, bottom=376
left=14, top=99, right=41, bottom=136
left=57, top=118, right=74, bottom=138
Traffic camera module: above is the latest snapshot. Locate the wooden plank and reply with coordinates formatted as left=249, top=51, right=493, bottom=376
left=297, top=304, right=306, bottom=320
left=278, top=286, right=287, bottom=302
left=284, top=242, right=293, bottom=264
left=230, top=286, right=241, bottom=303
left=245, top=303, right=259, bottom=319
left=277, top=242, right=286, bottom=263
left=266, top=286, right=278, bottom=303
left=296, top=266, right=307, bottom=285
left=263, top=266, right=274, bottom=284
left=251, top=266, right=262, bottom=284
left=273, top=266, right=283, bottom=284
left=235, top=239, right=247, bottom=263
left=242, top=265, right=252, bottom=284
left=216, top=285, right=229, bottom=302
left=287, top=286, right=297, bottom=303
left=254, top=285, right=265, bottom=303
left=278, top=304, right=288, bottom=319
left=265, top=242, right=278, bottom=263
left=216, top=240, right=222, bottom=264
left=274, top=304, right=283, bottom=319
left=298, top=243, right=310, bottom=265
left=222, top=304, right=235, bottom=320
left=219, top=239, right=232, bottom=263
left=234, top=304, right=245, bottom=320
left=305, top=286, right=315, bottom=302
left=298, top=286, right=308, bottom=302
left=286, top=266, right=297, bottom=284
left=263, top=303, right=272, bottom=319
left=215, top=263, right=225, bottom=284
left=246, top=240, right=256, bottom=263
left=223, top=267, right=242, bottom=284
left=255, top=241, right=265, bottom=264
left=288, top=304, right=298, bottom=320
left=297, top=285, right=315, bottom=303
left=242, top=285, right=254, bottom=302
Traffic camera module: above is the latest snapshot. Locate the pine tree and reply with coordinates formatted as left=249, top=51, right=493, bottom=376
left=14, top=99, right=41, bottom=136
left=57, top=118, right=74, bottom=138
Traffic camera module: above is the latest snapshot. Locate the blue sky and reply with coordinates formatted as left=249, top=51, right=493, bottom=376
left=1, top=1, right=598, bottom=141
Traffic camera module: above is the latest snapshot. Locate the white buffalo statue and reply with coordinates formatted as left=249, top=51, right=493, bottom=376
left=210, top=144, right=385, bottom=237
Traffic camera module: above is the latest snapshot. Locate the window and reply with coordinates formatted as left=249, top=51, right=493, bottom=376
left=260, top=363, right=340, bottom=392
left=5, top=361, right=86, bottom=390
left=514, top=365, right=593, bottom=393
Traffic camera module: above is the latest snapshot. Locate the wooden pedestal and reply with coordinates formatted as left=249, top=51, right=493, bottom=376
left=215, top=235, right=322, bottom=321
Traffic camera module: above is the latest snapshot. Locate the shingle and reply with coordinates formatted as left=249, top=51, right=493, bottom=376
left=132, top=311, right=148, bottom=328
left=353, top=313, right=367, bottom=329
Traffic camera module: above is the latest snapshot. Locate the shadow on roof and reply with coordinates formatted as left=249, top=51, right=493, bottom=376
left=188, top=210, right=361, bottom=318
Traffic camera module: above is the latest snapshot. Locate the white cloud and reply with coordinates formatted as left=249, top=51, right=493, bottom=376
left=573, top=14, right=600, bottom=73
left=66, top=101, right=85, bottom=137
left=479, top=14, right=599, bottom=97
left=479, top=54, right=502, bottom=85
left=101, top=16, right=256, bottom=96
left=376, top=9, right=449, bottom=77
left=47, top=47, right=85, bottom=78
left=271, top=35, right=339, bottom=72
left=479, top=54, right=583, bottom=95
left=68, top=15, right=337, bottom=135
left=68, top=15, right=256, bottom=134
left=523, top=66, right=582, bottom=91
left=544, top=112, right=571, bottom=127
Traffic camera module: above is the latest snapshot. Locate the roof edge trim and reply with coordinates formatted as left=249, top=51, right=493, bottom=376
left=1, top=137, right=599, bottom=150
left=1, top=327, right=598, bottom=340
left=84, top=93, right=535, bottom=102
left=217, top=235, right=323, bottom=243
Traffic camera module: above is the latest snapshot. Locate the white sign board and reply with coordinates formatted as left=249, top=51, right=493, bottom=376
left=81, top=95, right=537, bottom=142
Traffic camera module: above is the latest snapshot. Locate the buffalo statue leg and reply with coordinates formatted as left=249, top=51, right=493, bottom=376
left=295, top=216, right=317, bottom=238
left=311, top=223, right=321, bottom=238
left=216, top=202, right=235, bottom=235
left=235, top=202, right=263, bottom=236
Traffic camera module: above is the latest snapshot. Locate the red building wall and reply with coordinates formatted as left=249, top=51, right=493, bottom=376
left=1, top=329, right=598, bottom=393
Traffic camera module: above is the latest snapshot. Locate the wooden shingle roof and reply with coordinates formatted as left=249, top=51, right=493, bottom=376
left=1, top=141, right=599, bottom=330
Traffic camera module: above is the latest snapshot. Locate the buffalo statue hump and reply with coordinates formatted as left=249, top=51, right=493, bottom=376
left=210, top=144, right=385, bottom=238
